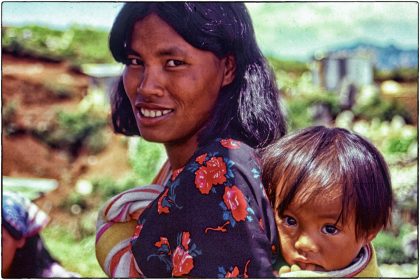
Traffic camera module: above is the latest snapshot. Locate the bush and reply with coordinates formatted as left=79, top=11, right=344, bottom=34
left=59, top=192, right=89, bottom=212
left=33, top=109, right=107, bottom=155
left=2, top=25, right=114, bottom=65
left=353, top=95, right=412, bottom=123
left=90, top=138, right=166, bottom=202
left=42, top=225, right=106, bottom=277
left=267, top=56, right=309, bottom=76
left=374, top=224, right=418, bottom=265
left=375, top=68, right=419, bottom=83
left=32, top=85, right=110, bottom=156
left=3, top=100, right=19, bottom=134
left=128, top=138, right=166, bottom=185
left=91, top=175, right=140, bottom=201
left=284, top=90, right=340, bottom=131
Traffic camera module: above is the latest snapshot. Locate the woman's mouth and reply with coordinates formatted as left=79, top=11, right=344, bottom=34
left=140, top=108, right=173, bottom=118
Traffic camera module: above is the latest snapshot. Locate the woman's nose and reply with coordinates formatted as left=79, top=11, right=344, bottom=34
left=137, top=67, right=164, bottom=98
left=294, top=233, right=319, bottom=253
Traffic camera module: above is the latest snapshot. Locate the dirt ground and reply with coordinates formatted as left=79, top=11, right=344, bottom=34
left=2, top=53, right=132, bottom=224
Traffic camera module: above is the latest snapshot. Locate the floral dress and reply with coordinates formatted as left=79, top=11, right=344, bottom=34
left=131, top=138, right=279, bottom=278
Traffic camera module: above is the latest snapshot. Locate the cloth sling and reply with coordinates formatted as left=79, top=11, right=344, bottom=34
left=95, top=160, right=170, bottom=277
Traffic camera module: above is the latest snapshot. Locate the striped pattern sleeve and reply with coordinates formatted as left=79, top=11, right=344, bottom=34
left=95, top=184, right=164, bottom=277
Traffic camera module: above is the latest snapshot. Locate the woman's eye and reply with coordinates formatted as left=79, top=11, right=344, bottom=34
left=284, top=216, right=297, bottom=227
left=167, top=59, right=184, bottom=67
left=126, top=57, right=143, bottom=66
left=322, top=225, right=340, bottom=235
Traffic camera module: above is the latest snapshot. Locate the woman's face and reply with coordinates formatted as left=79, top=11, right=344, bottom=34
left=123, top=14, right=234, bottom=146
left=2, top=226, right=25, bottom=276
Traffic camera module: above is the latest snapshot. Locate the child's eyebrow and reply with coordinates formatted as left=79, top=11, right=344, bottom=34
left=318, top=213, right=341, bottom=221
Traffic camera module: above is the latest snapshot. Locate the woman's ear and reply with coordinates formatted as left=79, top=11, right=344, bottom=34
left=221, top=55, right=236, bottom=87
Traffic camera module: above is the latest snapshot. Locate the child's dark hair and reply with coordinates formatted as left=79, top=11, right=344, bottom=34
left=261, top=126, right=393, bottom=240
left=109, top=2, right=286, bottom=148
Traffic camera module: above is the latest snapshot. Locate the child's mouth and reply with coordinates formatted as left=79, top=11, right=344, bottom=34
left=297, top=262, right=325, bottom=271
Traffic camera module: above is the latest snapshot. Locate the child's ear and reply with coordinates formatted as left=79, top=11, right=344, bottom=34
left=366, top=228, right=381, bottom=243
left=221, top=55, right=236, bottom=87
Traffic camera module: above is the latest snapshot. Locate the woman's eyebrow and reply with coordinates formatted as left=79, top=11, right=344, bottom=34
left=125, top=48, right=140, bottom=56
left=125, top=46, right=187, bottom=58
left=157, top=46, right=187, bottom=57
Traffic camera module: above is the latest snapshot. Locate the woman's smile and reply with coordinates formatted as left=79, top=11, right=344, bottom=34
left=134, top=102, right=175, bottom=125
left=140, top=108, right=173, bottom=118
left=135, top=106, right=175, bottom=126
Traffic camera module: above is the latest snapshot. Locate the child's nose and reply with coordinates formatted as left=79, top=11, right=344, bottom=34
left=294, top=233, right=319, bottom=253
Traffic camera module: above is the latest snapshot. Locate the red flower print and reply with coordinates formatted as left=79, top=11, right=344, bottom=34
left=195, top=153, right=207, bottom=165
left=194, top=168, right=212, bottom=194
left=220, top=138, right=241, bottom=149
left=158, top=189, right=170, bottom=214
left=181, top=231, right=190, bottom=250
left=154, top=237, right=170, bottom=249
left=171, top=167, right=184, bottom=181
left=172, top=246, right=194, bottom=277
left=223, top=260, right=250, bottom=278
left=194, top=157, right=227, bottom=194
left=206, top=157, right=227, bottom=185
left=223, top=186, right=248, bottom=222
left=225, top=266, right=240, bottom=278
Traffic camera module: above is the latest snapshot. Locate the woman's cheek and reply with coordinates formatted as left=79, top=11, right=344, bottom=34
left=123, top=68, right=137, bottom=98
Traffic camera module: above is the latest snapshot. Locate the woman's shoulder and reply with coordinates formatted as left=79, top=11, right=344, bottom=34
left=196, top=138, right=255, bottom=158
left=170, top=138, right=261, bottom=195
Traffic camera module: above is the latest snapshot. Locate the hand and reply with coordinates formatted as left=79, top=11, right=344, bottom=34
left=278, top=264, right=328, bottom=278
left=279, top=264, right=301, bottom=275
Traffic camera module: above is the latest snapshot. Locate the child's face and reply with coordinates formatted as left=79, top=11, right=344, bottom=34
left=276, top=187, right=370, bottom=272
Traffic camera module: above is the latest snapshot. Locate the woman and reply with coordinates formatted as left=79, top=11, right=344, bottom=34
left=2, top=191, right=79, bottom=278
left=97, top=2, right=286, bottom=277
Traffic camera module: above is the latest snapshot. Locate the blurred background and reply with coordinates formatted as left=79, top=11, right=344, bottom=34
left=2, top=2, right=418, bottom=277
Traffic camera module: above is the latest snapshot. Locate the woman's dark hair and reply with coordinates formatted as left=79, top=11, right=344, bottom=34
left=261, top=126, right=393, bottom=240
left=7, top=234, right=58, bottom=277
left=109, top=2, right=286, bottom=148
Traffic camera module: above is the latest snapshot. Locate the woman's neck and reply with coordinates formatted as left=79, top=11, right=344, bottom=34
left=164, top=135, right=199, bottom=170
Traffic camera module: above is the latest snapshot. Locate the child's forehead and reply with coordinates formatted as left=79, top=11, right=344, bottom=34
left=293, top=189, right=340, bottom=208
left=288, top=193, right=344, bottom=220
left=295, top=181, right=343, bottom=201
left=289, top=183, right=357, bottom=222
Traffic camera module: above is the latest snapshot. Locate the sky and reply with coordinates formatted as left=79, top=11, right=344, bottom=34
left=2, top=2, right=418, bottom=60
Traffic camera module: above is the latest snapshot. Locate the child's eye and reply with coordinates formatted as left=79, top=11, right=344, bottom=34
left=166, top=59, right=184, bottom=67
left=322, top=225, right=340, bottom=235
left=284, top=216, right=297, bottom=227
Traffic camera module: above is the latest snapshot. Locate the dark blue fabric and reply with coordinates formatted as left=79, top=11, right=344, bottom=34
left=131, top=138, right=279, bottom=278
left=2, top=191, right=30, bottom=239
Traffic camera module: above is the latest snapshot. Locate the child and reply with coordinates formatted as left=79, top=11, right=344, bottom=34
left=261, top=126, right=393, bottom=277
left=2, top=191, right=80, bottom=278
